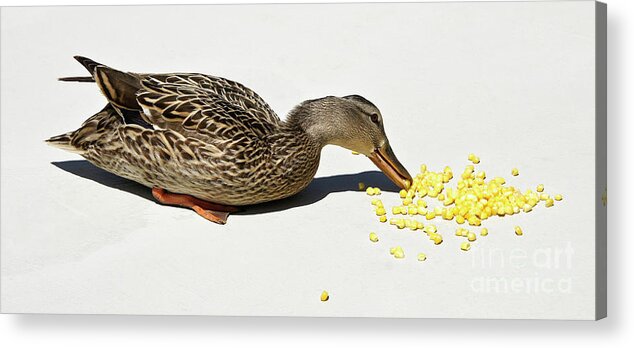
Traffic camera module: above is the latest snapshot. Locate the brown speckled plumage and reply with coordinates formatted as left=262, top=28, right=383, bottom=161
left=47, top=56, right=409, bottom=208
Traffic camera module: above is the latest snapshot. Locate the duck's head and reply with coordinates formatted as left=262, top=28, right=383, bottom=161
left=289, top=95, right=413, bottom=190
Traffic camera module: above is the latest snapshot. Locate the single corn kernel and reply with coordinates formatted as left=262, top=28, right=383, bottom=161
left=403, top=198, right=413, bottom=206
left=432, top=234, right=443, bottom=245
left=456, top=215, right=465, bottom=224
left=536, top=184, right=544, bottom=192
left=366, top=187, right=374, bottom=195
left=460, top=242, right=471, bottom=251
left=358, top=182, right=366, bottom=190
left=375, top=207, right=386, bottom=216
left=545, top=198, right=554, bottom=207
left=514, top=226, right=523, bottom=236
left=417, top=253, right=427, bottom=262
left=460, top=229, right=469, bottom=237
left=425, top=211, right=436, bottom=220
left=554, top=194, right=563, bottom=201
left=379, top=215, right=387, bottom=223
left=467, top=232, right=477, bottom=242
left=399, top=189, right=407, bottom=198
left=373, top=187, right=381, bottom=195
left=369, top=232, right=379, bottom=242
left=416, top=199, right=427, bottom=208
left=468, top=153, right=476, bottom=161
left=472, top=156, right=480, bottom=164
left=396, top=219, right=405, bottom=229
left=321, top=291, right=329, bottom=301
left=540, top=193, right=550, bottom=201
left=371, top=198, right=380, bottom=205
left=389, top=247, right=396, bottom=255
left=511, top=168, right=519, bottom=176
left=480, top=228, right=489, bottom=236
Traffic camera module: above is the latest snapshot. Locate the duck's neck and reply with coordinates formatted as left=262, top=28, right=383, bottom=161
left=283, top=100, right=345, bottom=148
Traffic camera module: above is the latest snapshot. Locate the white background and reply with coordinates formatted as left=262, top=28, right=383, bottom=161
left=0, top=0, right=631, bottom=346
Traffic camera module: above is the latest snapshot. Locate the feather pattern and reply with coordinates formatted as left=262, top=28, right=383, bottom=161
left=48, top=57, right=321, bottom=206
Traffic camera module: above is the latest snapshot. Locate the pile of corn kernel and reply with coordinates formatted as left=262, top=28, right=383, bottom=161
left=364, top=154, right=563, bottom=260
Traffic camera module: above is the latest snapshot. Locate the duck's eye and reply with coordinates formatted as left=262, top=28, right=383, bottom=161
left=370, top=113, right=380, bottom=124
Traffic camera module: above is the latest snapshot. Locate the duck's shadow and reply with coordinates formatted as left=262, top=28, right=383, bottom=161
left=51, top=160, right=399, bottom=215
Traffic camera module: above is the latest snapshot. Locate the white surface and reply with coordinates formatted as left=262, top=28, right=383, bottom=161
left=1, top=0, right=631, bottom=346
left=1, top=1, right=599, bottom=319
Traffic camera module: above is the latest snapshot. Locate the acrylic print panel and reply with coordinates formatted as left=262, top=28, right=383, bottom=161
left=0, top=1, right=606, bottom=319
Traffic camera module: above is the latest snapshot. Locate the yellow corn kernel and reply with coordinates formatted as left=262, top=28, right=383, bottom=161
left=417, top=253, right=427, bottom=262
left=392, top=246, right=405, bottom=259
left=437, top=193, right=445, bottom=201
left=396, top=219, right=405, bottom=229
left=545, top=198, right=554, bottom=207
left=536, top=184, right=544, bottom=192
left=416, top=199, right=427, bottom=208
left=320, top=290, right=329, bottom=301
left=455, top=229, right=462, bottom=236
left=371, top=198, right=380, bottom=205
left=468, top=153, right=476, bottom=161
left=420, top=164, right=427, bottom=173
left=358, top=182, right=366, bottom=190
left=523, top=204, right=533, bottom=213
left=471, top=156, right=480, bottom=164
left=408, top=206, right=418, bottom=215
left=460, top=242, right=471, bottom=251
left=369, top=232, right=379, bottom=242
left=389, top=218, right=398, bottom=225
left=365, top=187, right=374, bottom=195
left=351, top=151, right=359, bottom=155
left=511, top=168, right=519, bottom=176
left=375, top=207, right=386, bottom=216
left=480, top=228, right=488, bottom=236
left=514, top=226, right=523, bottom=236
left=540, top=193, right=549, bottom=201
left=389, top=247, right=396, bottom=255
left=379, top=215, right=387, bottom=223
left=417, top=221, right=424, bottom=230
left=431, top=234, right=443, bottom=245
left=398, top=189, right=406, bottom=198
left=467, top=232, right=477, bottom=242
left=403, top=198, right=413, bottom=206
left=554, top=194, right=563, bottom=201
left=456, top=215, right=465, bottom=224
left=425, top=211, right=436, bottom=220
left=373, top=187, right=381, bottom=195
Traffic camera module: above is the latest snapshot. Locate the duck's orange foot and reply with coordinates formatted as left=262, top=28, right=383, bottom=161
left=151, top=187, right=239, bottom=224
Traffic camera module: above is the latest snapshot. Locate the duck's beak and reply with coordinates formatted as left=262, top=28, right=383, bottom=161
left=368, top=143, right=412, bottom=190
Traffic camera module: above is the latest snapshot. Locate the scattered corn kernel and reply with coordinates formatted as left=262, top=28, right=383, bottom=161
left=369, top=232, right=379, bottom=242
left=467, top=232, right=477, bottom=242
left=417, top=253, right=427, bottom=262
left=373, top=187, right=381, bottom=195
left=351, top=151, right=359, bottom=155
left=375, top=207, right=386, bottom=216
left=379, top=215, right=387, bottom=223
left=392, top=246, right=405, bottom=259
left=545, top=198, right=554, bottom=207
left=511, top=168, right=519, bottom=176
left=514, top=226, right=523, bottom=236
left=480, top=228, right=488, bottom=236
left=554, top=194, right=563, bottom=201
left=366, top=187, right=374, bottom=195
left=321, top=291, right=329, bottom=301
left=460, top=242, right=471, bottom=251
left=536, top=184, right=544, bottom=192
left=358, top=182, right=366, bottom=190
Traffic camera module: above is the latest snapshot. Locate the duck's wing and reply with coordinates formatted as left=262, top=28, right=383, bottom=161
left=69, top=56, right=281, bottom=143
left=135, top=73, right=282, bottom=141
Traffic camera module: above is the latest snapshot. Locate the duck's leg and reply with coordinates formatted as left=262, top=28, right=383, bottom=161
left=151, top=187, right=239, bottom=224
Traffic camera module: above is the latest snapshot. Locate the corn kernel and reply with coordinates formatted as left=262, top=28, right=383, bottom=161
left=389, top=218, right=398, bottom=225
left=416, top=199, right=427, bottom=208
left=472, top=157, right=480, bottom=164
left=460, top=242, right=471, bottom=251
left=468, top=153, right=476, bottom=161
left=389, top=247, right=396, bottom=255
left=417, top=253, right=427, bottom=262
left=480, top=228, right=488, bottom=236
left=365, top=187, right=374, bottom=195
left=514, top=226, right=523, bottom=236
left=358, top=182, right=366, bottom=190
left=396, top=219, right=405, bottom=229
left=545, top=198, right=554, bottom=207
left=425, top=211, right=436, bottom=220
left=375, top=207, right=386, bottom=216
left=456, top=215, right=465, bottom=224
left=371, top=198, right=380, bottom=205
left=373, top=187, right=381, bottom=195
left=431, top=234, right=443, bottom=245
left=379, top=215, right=387, bottom=223
left=467, top=232, right=477, bottom=242
left=392, top=246, right=405, bottom=259
left=511, top=168, right=519, bottom=176
left=320, top=291, right=329, bottom=301
left=408, top=206, right=417, bottom=215
left=369, top=232, right=379, bottom=242
left=554, top=194, right=563, bottom=201
left=536, top=184, right=544, bottom=192
left=399, top=189, right=407, bottom=198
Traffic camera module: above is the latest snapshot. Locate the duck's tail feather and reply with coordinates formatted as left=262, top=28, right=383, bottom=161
left=58, top=76, right=95, bottom=82
left=45, top=132, right=85, bottom=154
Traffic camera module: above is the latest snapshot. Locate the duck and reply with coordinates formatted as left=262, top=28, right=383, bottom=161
left=46, top=56, right=412, bottom=224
